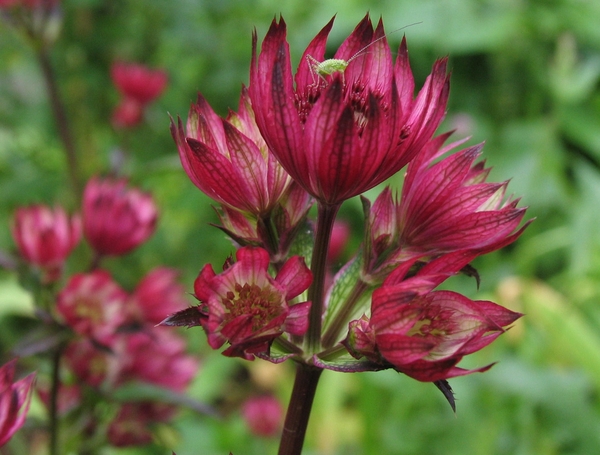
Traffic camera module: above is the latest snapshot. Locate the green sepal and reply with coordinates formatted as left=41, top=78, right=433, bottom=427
left=321, top=252, right=372, bottom=344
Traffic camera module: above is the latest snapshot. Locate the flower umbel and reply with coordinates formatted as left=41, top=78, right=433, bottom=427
left=249, top=14, right=449, bottom=204
left=191, top=247, right=312, bottom=360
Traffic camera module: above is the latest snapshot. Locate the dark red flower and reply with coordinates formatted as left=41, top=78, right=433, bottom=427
left=172, top=87, right=295, bottom=216
left=345, top=281, right=521, bottom=382
left=193, top=247, right=312, bottom=360
left=82, top=177, right=157, bottom=256
left=249, top=14, right=449, bottom=204
left=397, top=134, right=528, bottom=255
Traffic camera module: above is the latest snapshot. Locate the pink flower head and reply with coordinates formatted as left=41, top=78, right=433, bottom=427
left=193, top=246, right=312, bottom=360
left=128, top=267, right=189, bottom=325
left=346, top=286, right=521, bottom=382
left=111, top=61, right=167, bottom=105
left=63, top=338, right=117, bottom=387
left=107, top=402, right=174, bottom=447
left=111, top=62, right=167, bottom=129
left=0, top=359, right=35, bottom=447
left=242, top=395, right=283, bottom=438
left=397, top=134, right=528, bottom=255
left=11, top=205, right=81, bottom=282
left=82, top=177, right=157, bottom=256
left=249, top=14, right=449, bottom=204
left=115, top=329, right=198, bottom=392
left=56, top=270, right=128, bottom=344
left=172, top=87, right=294, bottom=216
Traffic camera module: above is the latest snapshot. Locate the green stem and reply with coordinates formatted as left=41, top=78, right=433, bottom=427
left=37, top=48, right=82, bottom=200
left=277, top=364, right=322, bottom=455
left=306, top=202, right=340, bottom=352
left=49, top=343, right=64, bottom=455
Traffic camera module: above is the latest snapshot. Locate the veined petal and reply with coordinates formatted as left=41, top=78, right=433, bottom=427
left=275, top=256, right=312, bottom=300
left=377, top=333, right=436, bottom=364
left=394, top=36, right=415, bottom=114
left=185, top=138, right=256, bottom=209
left=295, top=17, right=335, bottom=91
left=284, top=301, right=311, bottom=335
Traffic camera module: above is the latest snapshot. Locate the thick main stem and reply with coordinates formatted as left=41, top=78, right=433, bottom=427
left=306, top=202, right=340, bottom=352
left=277, top=364, right=322, bottom=455
left=37, top=48, right=82, bottom=199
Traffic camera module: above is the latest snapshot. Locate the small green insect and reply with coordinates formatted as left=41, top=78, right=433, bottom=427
left=307, top=22, right=421, bottom=86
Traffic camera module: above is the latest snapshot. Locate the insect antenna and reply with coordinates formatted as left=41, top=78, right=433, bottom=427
left=346, top=21, right=423, bottom=64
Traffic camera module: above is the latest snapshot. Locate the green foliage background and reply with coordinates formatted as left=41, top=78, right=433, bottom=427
left=2, top=0, right=600, bottom=454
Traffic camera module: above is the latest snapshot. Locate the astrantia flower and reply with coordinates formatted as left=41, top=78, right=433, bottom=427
left=345, top=284, right=521, bottom=382
left=82, top=177, right=157, bottom=256
left=172, top=87, right=295, bottom=217
left=11, top=204, right=81, bottom=282
left=360, top=134, right=530, bottom=279
left=397, top=134, right=528, bottom=255
left=249, top=14, right=449, bottom=204
left=127, top=267, right=188, bottom=325
left=56, top=270, right=127, bottom=344
left=0, top=359, right=35, bottom=447
left=193, top=246, right=312, bottom=360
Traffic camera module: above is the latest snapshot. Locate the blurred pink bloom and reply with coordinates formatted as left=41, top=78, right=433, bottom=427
left=111, top=62, right=168, bottom=105
left=193, top=247, right=312, bottom=360
left=242, top=395, right=283, bottom=438
left=128, top=267, right=189, bottom=325
left=11, top=205, right=81, bottom=282
left=56, top=270, right=128, bottom=344
left=249, top=14, right=449, bottom=204
left=107, top=402, right=173, bottom=447
left=111, top=62, right=167, bottom=129
left=112, top=97, right=144, bottom=128
left=0, top=359, right=35, bottom=447
left=82, top=177, right=157, bottom=256
left=36, top=383, right=80, bottom=416
left=115, top=328, right=198, bottom=392
left=63, top=338, right=117, bottom=387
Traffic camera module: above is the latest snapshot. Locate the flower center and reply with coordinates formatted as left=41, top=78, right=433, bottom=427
left=222, top=283, right=283, bottom=330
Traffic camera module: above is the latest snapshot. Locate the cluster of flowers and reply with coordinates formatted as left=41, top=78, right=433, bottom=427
left=164, top=14, right=530, bottom=401
left=8, top=177, right=198, bottom=447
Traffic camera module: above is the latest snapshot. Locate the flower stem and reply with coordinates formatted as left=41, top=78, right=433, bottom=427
left=49, top=343, right=64, bottom=455
left=306, top=202, right=340, bottom=352
left=37, top=48, right=82, bottom=199
left=277, top=364, right=322, bottom=455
